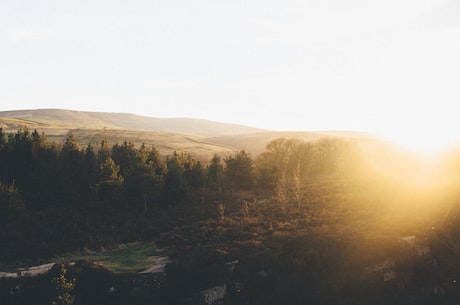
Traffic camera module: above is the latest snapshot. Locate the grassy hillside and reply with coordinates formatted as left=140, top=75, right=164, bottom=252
left=0, top=109, right=381, bottom=158
left=206, top=130, right=378, bottom=155
left=67, top=129, right=237, bottom=159
left=0, top=109, right=265, bottom=158
left=0, top=109, right=264, bottom=137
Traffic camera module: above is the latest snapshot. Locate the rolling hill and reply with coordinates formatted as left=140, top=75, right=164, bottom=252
left=0, top=109, right=264, bottom=137
left=0, top=108, right=377, bottom=158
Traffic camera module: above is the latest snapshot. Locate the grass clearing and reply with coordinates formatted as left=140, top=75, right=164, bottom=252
left=54, top=241, right=163, bottom=273
left=0, top=241, right=163, bottom=275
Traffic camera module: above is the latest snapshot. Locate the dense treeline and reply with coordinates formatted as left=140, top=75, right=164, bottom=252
left=0, top=127, right=360, bottom=260
left=0, top=128, right=355, bottom=213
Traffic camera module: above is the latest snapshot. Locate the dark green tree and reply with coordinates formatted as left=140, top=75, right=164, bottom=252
left=85, top=143, right=99, bottom=206
left=0, top=127, right=6, bottom=150
left=58, top=134, right=88, bottom=203
left=0, top=128, right=7, bottom=188
left=190, top=161, right=204, bottom=188
left=0, top=180, right=24, bottom=211
left=162, top=152, right=188, bottom=207
left=137, top=144, right=164, bottom=211
left=190, top=161, right=205, bottom=204
left=9, top=128, right=33, bottom=190
left=224, top=150, right=254, bottom=191
left=111, top=141, right=139, bottom=177
left=207, top=154, right=224, bottom=192
left=98, top=157, right=124, bottom=202
left=0, top=128, right=6, bottom=177
left=28, top=130, right=55, bottom=207
left=97, top=139, right=111, bottom=164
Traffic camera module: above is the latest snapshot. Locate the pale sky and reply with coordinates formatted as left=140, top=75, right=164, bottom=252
left=1, top=1, right=460, bottom=151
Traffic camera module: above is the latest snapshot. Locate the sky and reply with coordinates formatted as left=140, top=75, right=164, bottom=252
left=1, top=0, right=460, bottom=152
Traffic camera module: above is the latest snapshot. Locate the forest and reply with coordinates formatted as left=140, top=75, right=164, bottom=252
left=2, top=127, right=460, bottom=304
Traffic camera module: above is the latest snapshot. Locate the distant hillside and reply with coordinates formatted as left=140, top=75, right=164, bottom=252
left=206, top=130, right=378, bottom=155
left=0, top=109, right=380, bottom=158
left=0, top=109, right=264, bottom=137
left=67, top=129, right=237, bottom=160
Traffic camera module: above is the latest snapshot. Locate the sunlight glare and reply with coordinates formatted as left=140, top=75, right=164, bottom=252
left=384, top=131, right=460, bottom=156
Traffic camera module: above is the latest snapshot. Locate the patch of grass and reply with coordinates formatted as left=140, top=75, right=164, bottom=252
left=54, top=241, right=162, bottom=273
left=0, top=242, right=163, bottom=274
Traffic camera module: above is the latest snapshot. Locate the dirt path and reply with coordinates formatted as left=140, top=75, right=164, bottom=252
left=138, top=256, right=170, bottom=274
left=0, top=262, right=56, bottom=278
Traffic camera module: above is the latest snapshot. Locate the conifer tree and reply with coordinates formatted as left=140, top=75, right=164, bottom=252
left=98, top=157, right=124, bottom=202
left=163, top=152, right=187, bottom=207
left=207, top=154, right=224, bottom=192
left=97, top=139, right=110, bottom=164
left=224, top=150, right=254, bottom=191
left=59, top=134, right=87, bottom=203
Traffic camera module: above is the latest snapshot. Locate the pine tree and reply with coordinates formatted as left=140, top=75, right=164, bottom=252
left=224, top=150, right=254, bottom=191
left=98, top=157, right=124, bottom=202
left=207, top=154, right=224, bottom=192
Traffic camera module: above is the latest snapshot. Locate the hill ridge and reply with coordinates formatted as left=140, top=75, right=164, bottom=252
left=0, top=108, right=264, bottom=137
left=0, top=108, right=378, bottom=157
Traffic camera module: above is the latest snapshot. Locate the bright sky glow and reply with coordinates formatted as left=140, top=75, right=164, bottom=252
left=1, top=0, right=459, bottom=153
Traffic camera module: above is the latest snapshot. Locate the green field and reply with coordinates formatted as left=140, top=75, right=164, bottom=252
left=0, top=241, right=163, bottom=275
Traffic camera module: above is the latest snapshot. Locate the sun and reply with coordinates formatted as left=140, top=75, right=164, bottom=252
left=378, top=127, right=460, bottom=156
